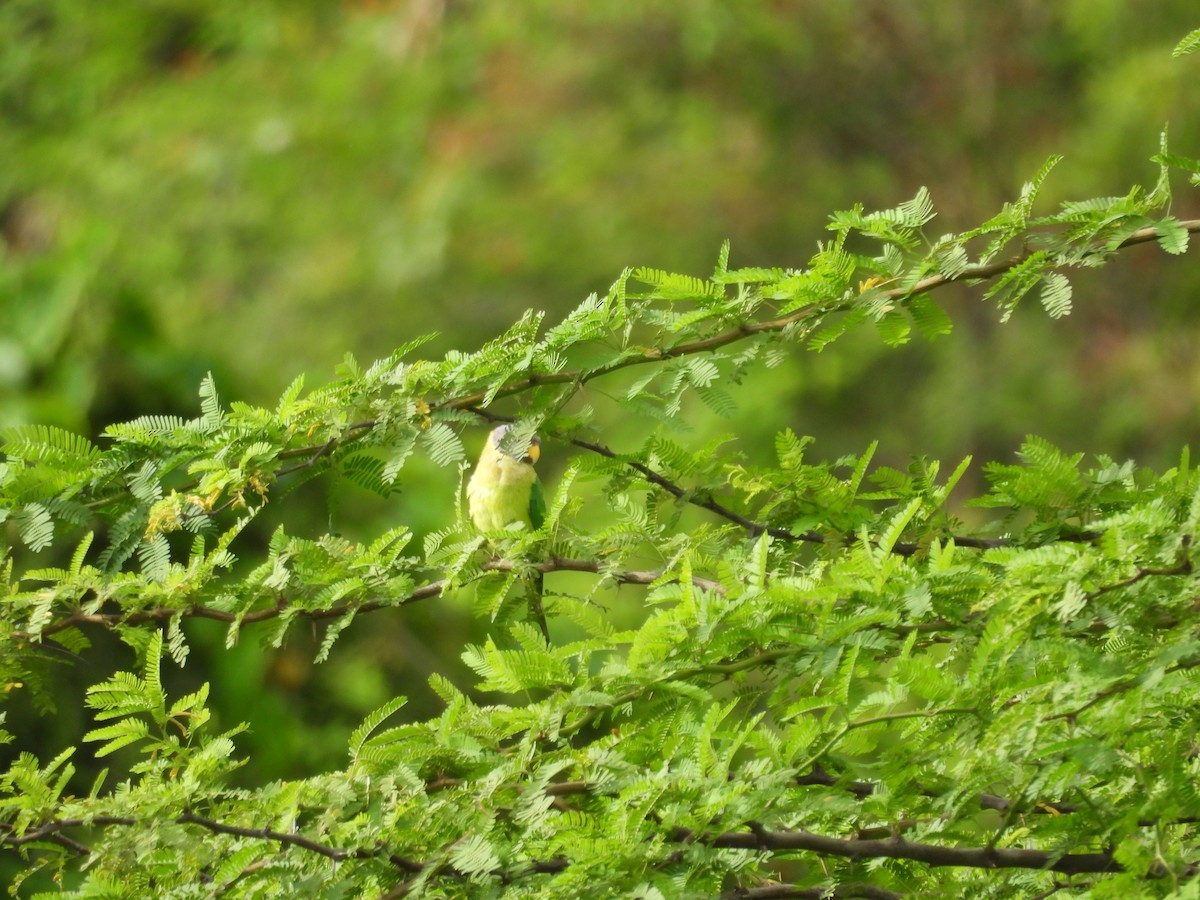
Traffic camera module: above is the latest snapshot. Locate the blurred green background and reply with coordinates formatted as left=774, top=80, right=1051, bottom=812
left=3, top=0, right=1199, bottom=811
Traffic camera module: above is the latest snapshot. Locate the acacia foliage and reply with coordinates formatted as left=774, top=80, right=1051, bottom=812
left=4, top=123, right=1200, bottom=896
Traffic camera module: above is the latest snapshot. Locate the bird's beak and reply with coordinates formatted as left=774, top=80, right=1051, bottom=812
left=525, top=443, right=540, bottom=465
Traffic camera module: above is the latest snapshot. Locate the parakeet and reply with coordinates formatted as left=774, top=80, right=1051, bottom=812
left=467, top=424, right=549, bottom=641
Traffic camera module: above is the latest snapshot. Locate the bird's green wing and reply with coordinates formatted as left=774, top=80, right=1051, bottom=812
left=528, top=477, right=546, bottom=531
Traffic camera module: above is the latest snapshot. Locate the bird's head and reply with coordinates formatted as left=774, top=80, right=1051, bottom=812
left=488, top=424, right=540, bottom=465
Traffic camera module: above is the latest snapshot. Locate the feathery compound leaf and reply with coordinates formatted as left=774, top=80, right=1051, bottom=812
left=128, top=460, right=162, bottom=503
left=893, top=186, right=936, bottom=227
left=985, top=250, right=1050, bottom=322
left=461, top=637, right=573, bottom=692
left=138, top=534, right=171, bottom=583
left=632, top=267, right=723, bottom=299
left=83, top=718, right=151, bottom=758
left=104, top=414, right=194, bottom=444
left=98, top=505, right=150, bottom=571
left=1173, top=28, right=1200, bottom=57
left=382, top=432, right=417, bottom=484
left=712, top=266, right=788, bottom=285
left=198, top=372, right=223, bottom=431
left=829, top=187, right=936, bottom=249
left=420, top=422, right=465, bottom=467
left=314, top=608, right=357, bottom=663
left=1, top=425, right=101, bottom=466
left=448, top=834, right=500, bottom=877
left=275, top=373, right=306, bottom=415
left=1038, top=273, right=1073, bottom=318
left=808, top=308, right=868, bottom=351
left=69, top=531, right=95, bottom=575
left=907, top=295, right=953, bottom=339
left=875, top=309, right=912, bottom=346
left=1017, top=154, right=1063, bottom=218
left=696, top=384, right=737, bottom=418
left=713, top=239, right=731, bottom=277
left=348, top=696, right=408, bottom=763
left=338, top=452, right=394, bottom=497
left=143, top=630, right=166, bottom=718
left=877, top=497, right=923, bottom=556
left=1155, top=217, right=1190, bottom=255
left=15, top=502, right=54, bottom=551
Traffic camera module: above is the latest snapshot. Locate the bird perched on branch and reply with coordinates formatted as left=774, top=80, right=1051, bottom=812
left=467, top=424, right=549, bottom=642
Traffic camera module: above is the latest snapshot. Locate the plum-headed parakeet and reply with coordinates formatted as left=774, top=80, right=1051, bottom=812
left=467, top=424, right=549, bottom=641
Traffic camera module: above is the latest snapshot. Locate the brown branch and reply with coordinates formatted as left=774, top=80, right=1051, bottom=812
left=45, top=831, right=92, bottom=856
left=0, top=811, right=1135, bottom=889
left=0, top=815, right=136, bottom=847
left=275, top=420, right=377, bottom=465
left=176, top=810, right=424, bottom=873
left=558, top=647, right=801, bottom=738
left=1084, top=536, right=1193, bottom=602
left=8, top=797, right=1190, bottom=891
left=669, top=822, right=1122, bottom=876
left=566, top=432, right=819, bottom=543
left=721, top=883, right=903, bottom=900
left=17, top=557, right=721, bottom=641
left=1045, top=656, right=1200, bottom=722
left=533, top=766, right=1198, bottom=831
left=265, top=222, right=1200, bottom=549
left=466, top=404, right=1009, bottom=554
left=901, top=219, right=1200, bottom=299
left=438, top=220, right=1200, bottom=413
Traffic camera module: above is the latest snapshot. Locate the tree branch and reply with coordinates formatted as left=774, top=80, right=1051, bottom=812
left=466, top=404, right=1009, bottom=554
left=720, top=883, right=903, bottom=900
left=526, top=765, right=1198, bottom=831
left=436, top=220, right=1200, bottom=413
left=1045, top=656, right=1200, bottom=722
left=176, top=810, right=424, bottom=873
left=8, top=806, right=1170, bottom=889
left=16, top=557, right=723, bottom=641
left=275, top=420, right=377, bottom=466
left=261, top=222, right=1200, bottom=553
left=1084, top=536, right=1192, bottom=601
left=670, top=823, right=1125, bottom=876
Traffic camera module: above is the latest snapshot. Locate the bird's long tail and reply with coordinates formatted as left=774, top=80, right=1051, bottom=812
left=527, top=571, right=549, bottom=644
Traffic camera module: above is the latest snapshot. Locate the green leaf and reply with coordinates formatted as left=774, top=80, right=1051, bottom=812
left=1038, top=273, right=1073, bottom=318
left=907, top=295, right=953, bottom=339
left=420, top=422, right=465, bottom=467
left=138, top=534, right=171, bottom=583
left=349, top=696, right=408, bottom=763
left=1155, top=217, right=1190, bottom=255
left=1172, top=28, right=1200, bottom=57
left=15, top=502, right=54, bottom=551
left=199, top=372, right=223, bottom=431
left=83, top=719, right=151, bottom=757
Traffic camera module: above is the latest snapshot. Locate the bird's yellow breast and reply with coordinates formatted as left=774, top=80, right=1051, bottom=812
left=467, top=449, right=538, bottom=531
